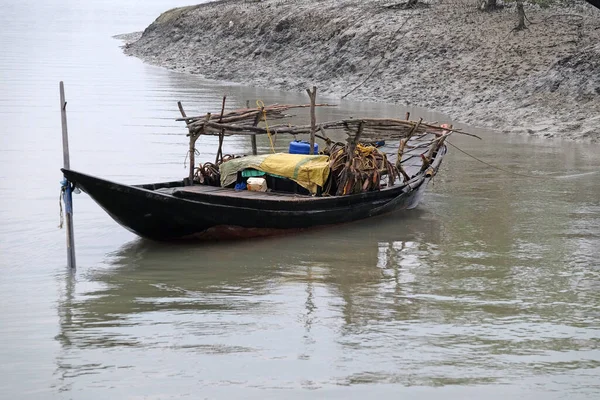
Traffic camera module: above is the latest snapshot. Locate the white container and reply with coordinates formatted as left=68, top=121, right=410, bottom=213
left=246, top=177, right=268, bottom=192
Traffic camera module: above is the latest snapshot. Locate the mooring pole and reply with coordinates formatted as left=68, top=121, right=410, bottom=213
left=306, top=86, right=317, bottom=155
left=246, top=100, right=258, bottom=155
left=60, top=81, right=76, bottom=269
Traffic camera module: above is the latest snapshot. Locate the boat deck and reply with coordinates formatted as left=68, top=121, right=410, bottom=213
left=169, top=185, right=318, bottom=202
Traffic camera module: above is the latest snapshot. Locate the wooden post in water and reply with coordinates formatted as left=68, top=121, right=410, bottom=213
left=59, top=81, right=76, bottom=269
left=216, top=95, right=227, bottom=164
left=306, top=86, right=317, bottom=155
left=251, top=106, right=263, bottom=156
left=247, top=100, right=257, bottom=155
left=250, top=134, right=258, bottom=156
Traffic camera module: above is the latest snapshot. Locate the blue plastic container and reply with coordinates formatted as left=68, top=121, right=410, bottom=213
left=289, top=140, right=318, bottom=155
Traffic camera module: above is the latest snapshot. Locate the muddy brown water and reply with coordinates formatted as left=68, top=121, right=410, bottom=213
left=1, top=0, right=599, bottom=398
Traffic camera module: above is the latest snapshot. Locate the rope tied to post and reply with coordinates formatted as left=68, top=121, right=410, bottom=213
left=183, top=147, right=200, bottom=168
left=58, top=180, right=66, bottom=229
left=58, top=178, right=78, bottom=229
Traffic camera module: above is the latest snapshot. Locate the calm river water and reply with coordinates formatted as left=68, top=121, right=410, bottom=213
left=1, top=0, right=599, bottom=398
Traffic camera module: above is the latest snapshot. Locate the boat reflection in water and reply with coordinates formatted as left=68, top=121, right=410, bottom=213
left=55, top=207, right=440, bottom=337
left=53, top=202, right=600, bottom=394
left=54, top=209, right=460, bottom=390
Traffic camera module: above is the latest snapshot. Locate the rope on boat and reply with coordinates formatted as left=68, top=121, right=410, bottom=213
left=257, top=100, right=276, bottom=154
left=194, top=154, right=241, bottom=185
left=184, top=147, right=200, bottom=168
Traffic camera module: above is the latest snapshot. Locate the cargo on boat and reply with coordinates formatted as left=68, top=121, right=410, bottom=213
left=62, top=89, right=458, bottom=241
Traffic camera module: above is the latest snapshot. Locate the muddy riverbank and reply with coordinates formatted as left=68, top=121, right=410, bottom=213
left=124, top=0, right=600, bottom=141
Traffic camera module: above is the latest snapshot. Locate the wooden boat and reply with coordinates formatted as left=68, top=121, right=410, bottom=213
left=61, top=131, right=447, bottom=241
left=60, top=94, right=458, bottom=241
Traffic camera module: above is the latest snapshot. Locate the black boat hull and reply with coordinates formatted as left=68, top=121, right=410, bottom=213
left=62, top=147, right=445, bottom=241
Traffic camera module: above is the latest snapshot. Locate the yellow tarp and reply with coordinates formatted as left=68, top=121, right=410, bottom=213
left=259, top=153, right=330, bottom=195
left=220, top=153, right=330, bottom=195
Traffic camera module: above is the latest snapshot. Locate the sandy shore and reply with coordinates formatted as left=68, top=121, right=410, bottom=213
left=123, top=0, right=600, bottom=141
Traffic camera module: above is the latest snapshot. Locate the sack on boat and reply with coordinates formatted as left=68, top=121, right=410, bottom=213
left=219, top=153, right=330, bottom=195
left=246, top=177, right=268, bottom=192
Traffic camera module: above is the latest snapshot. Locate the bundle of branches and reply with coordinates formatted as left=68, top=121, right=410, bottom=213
left=194, top=154, right=239, bottom=186
left=177, top=99, right=471, bottom=143
left=324, top=142, right=399, bottom=196
left=192, top=116, right=454, bottom=141
left=179, top=104, right=333, bottom=137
